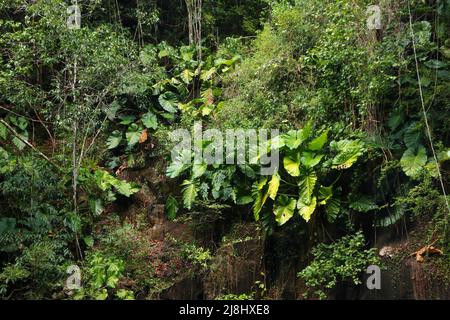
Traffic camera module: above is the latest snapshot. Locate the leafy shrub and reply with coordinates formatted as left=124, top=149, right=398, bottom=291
left=297, top=232, right=380, bottom=299
left=73, top=252, right=133, bottom=300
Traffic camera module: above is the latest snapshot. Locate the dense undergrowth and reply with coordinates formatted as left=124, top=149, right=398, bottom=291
left=0, top=0, right=449, bottom=299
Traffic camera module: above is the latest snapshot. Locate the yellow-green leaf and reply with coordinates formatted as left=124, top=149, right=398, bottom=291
left=273, top=196, right=296, bottom=226
left=298, top=196, right=317, bottom=222
left=283, top=155, right=300, bottom=177
left=268, top=171, right=281, bottom=200
left=308, top=130, right=328, bottom=151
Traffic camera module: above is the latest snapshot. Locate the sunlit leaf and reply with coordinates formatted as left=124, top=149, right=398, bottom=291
left=141, top=112, right=158, bottom=130
left=308, top=130, right=328, bottom=151
left=273, top=196, right=296, bottom=226
left=268, top=171, right=281, bottom=200
left=298, top=196, right=317, bottom=222
left=283, top=154, right=300, bottom=177
left=158, top=92, right=178, bottom=113
left=400, top=146, right=427, bottom=178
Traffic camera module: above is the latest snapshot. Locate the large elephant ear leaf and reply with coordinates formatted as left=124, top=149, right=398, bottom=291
left=282, top=130, right=303, bottom=150
left=252, top=178, right=269, bottom=221
left=268, top=171, right=281, bottom=200
left=298, top=169, right=317, bottom=204
left=308, top=130, right=328, bottom=151
left=325, top=198, right=341, bottom=223
left=141, top=112, right=158, bottom=130
left=349, top=195, right=379, bottom=212
left=297, top=196, right=317, bottom=222
left=192, top=163, right=207, bottom=179
left=181, top=180, right=197, bottom=210
left=318, top=185, right=333, bottom=205
left=166, top=149, right=191, bottom=178
left=107, top=130, right=122, bottom=149
left=404, top=122, right=422, bottom=149
left=165, top=195, right=179, bottom=220
left=158, top=92, right=178, bottom=113
left=300, top=152, right=324, bottom=168
left=331, top=139, right=365, bottom=170
left=283, top=154, right=300, bottom=177
left=400, top=146, right=427, bottom=179
left=273, top=196, right=296, bottom=226
left=125, top=124, right=143, bottom=147
left=281, top=121, right=312, bottom=150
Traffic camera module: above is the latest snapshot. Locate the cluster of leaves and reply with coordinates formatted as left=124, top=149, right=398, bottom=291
left=251, top=123, right=365, bottom=226
left=78, top=167, right=140, bottom=216
left=166, top=121, right=366, bottom=227
left=86, top=214, right=213, bottom=298
left=73, top=252, right=134, bottom=300
left=297, top=232, right=380, bottom=299
left=0, top=239, right=69, bottom=298
left=105, top=41, right=241, bottom=170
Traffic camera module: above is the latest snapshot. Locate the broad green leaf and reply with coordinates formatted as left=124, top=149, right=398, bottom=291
left=282, top=125, right=311, bottom=150
left=300, top=152, right=324, bottom=168
left=158, top=49, right=169, bottom=58
left=94, top=289, right=108, bottom=300
left=89, top=198, right=104, bottom=215
left=181, top=69, right=194, bottom=84
left=297, top=196, right=317, bottom=222
left=331, top=139, right=365, bottom=169
left=200, top=67, right=217, bottom=81
left=0, top=123, right=7, bottom=140
left=94, top=169, right=114, bottom=191
left=166, top=195, right=179, bottom=220
left=349, top=195, right=379, bottom=212
left=192, top=163, right=207, bottom=179
left=424, top=162, right=439, bottom=178
left=83, top=236, right=94, bottom=247
left=252, top=178, right=269, bottom=220
left=106, top=275, right=119, bottom=288
left=106, top=130, right=122, bottom=149
left=438, top=149, right=450, bottom=162
left=268, top=171, right=281, bottom=200
left=308, top=130, right=328, bottom=151
left=158, top=92, right=178, bottom=113
left=114, top=180, right=140, bottom=197
left=400, top=146, right=427, bottom=178
left=424, top=59, right=447, bottom=69
left=375, top=204, right=406, bottom=227
left=201, top=87, right=214, bottom=106
left=181, top=180, right=197, bottom=210
left=238, top=164, right=256, bottom=178
left=214, top=55, right=241, bottom=67
left=404, top=122, right=422, bottom=149
left=119, top=115, right=136, bottom=125
left=283, top=154, right=300, bottom=177
left=180, top=46, right=194, bottom=61
left=298, top=169, right=317, bottom=203
left=318, top=185, right=333, bottom=205
left=12, top=136, right=26, bottom=150
left=12, top=130, right=28, bottom=150
left=273, top=196, right=296, bottom=226
left=141, top=112, right=158, bottom=130
left=325, top=198, right=341, bottom=223
left=236, top=195, right=254, bottom=205
left=281, top=130, right=302, bottom=150
left=125, top=124, right=142, bottom=147
left=166, top=150, right=191, bottom=178
left=10, top=116, right=27, bottom=130
left=201, top=105, right=214, bottom=116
